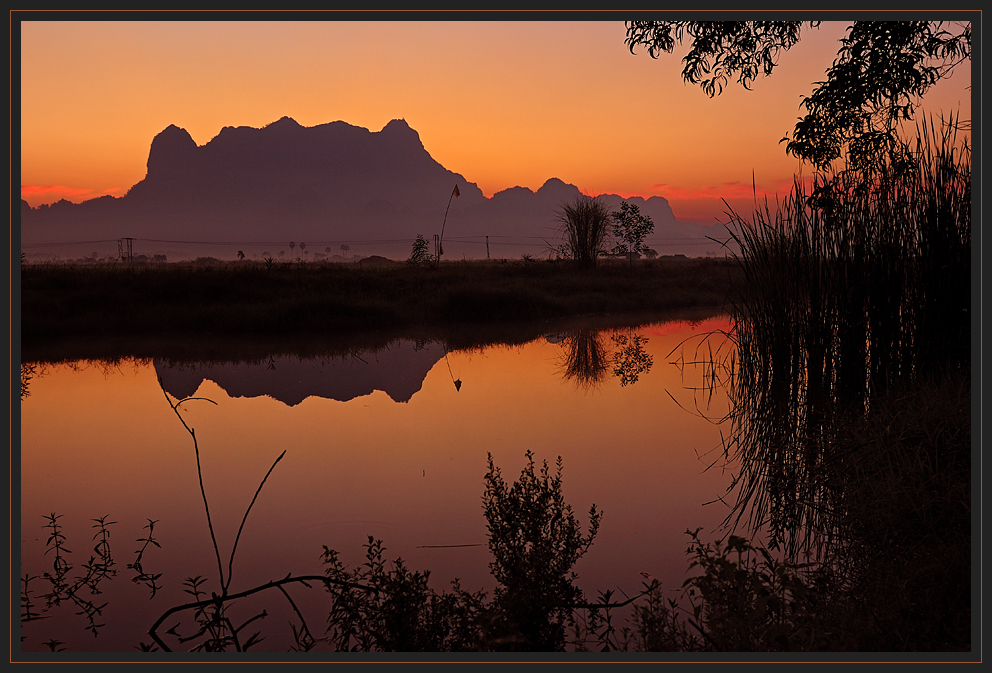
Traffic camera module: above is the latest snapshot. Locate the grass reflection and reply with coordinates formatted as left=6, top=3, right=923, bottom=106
left=557, top=329, right=609, bottom=390
left=555, top=326, right=656, bottom=390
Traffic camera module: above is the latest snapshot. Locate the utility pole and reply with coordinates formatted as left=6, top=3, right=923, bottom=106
left=118, top=237, right=134, bottom=263
left=486, top=235, right=490, bottom=260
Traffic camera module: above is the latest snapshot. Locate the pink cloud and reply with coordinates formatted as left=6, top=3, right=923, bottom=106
left=648, top=177, right=812, bottom=202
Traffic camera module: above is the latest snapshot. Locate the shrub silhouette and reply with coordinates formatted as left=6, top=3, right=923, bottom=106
left=483, top=450, right=602, bottom=650
left=322, top=538, right=487, bottom=652
left=319, top=450, right=603, bottom=652
left=407, top=233, right=434, bottom=268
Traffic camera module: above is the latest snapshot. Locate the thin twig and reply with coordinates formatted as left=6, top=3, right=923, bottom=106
left=276, top=584, right=316, bottom=650
left=148, top=573, right=373, bottom=652
left=161, top=385, right=225, bottom=591
left=225, top=450, right=287, bottom=593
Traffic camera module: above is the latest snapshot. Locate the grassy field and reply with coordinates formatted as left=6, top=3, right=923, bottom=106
left=20, top=256, right=740, bottom=361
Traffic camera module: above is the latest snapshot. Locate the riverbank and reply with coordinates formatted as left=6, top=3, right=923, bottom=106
left=20, top=257, right=740, bottom=361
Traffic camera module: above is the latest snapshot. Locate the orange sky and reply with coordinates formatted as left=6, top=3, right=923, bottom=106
left=17, top=17, right=973, bottom=226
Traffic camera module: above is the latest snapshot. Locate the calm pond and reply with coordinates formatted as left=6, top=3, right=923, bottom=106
left=19, top=314, right=738, bottom=653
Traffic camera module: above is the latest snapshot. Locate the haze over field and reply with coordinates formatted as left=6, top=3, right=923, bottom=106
left=21, top=116, right=724, bottom=261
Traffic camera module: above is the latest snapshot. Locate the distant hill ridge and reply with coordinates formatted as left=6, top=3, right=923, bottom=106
left=21, top=116, right=723, bottom=260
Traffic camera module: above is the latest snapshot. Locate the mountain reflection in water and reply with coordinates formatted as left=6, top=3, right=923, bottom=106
left=155, top=340, right=448, bottom=405
left=19, top=316, right=735, bottom=653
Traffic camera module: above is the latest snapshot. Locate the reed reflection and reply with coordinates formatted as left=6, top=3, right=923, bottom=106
left=697, top=122, right=972, bottom=650
left=719, top=123, right=971, bottom=559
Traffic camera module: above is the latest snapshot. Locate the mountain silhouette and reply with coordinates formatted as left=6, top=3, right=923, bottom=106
left=20, top=117, right=728, bottom=260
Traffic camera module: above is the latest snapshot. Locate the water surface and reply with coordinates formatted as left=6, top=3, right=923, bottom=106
left=19, top=316, right=736, bottom=652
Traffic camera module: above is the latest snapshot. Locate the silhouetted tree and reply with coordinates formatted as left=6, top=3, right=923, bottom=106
left=624, top=20, right=971, bottom=171
left=610, top=200, right=654, bottom=268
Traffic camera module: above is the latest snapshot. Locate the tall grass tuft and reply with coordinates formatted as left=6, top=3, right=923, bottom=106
left=721, top=115, right=971, bottom=558
left=555, top=195, right=612, bottom=269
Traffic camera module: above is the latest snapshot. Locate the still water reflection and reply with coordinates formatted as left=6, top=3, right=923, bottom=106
left=20, top=316, right=735, bottom=652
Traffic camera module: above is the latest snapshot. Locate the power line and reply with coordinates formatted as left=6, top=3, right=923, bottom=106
left=22, top=239, right=120, bottom=248
left=23, top=234, right=729, bottom=253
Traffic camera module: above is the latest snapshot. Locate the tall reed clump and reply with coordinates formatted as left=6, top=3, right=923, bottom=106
left=721, top=116, right=971, bottom=559
left=555, top=195, right=612, bottom=269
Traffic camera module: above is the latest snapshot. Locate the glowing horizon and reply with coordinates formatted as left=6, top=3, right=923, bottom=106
left=18, top=18, right=973, bottom=227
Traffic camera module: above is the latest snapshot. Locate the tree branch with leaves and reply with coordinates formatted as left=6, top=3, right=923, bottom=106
left=625, top=19, right=971, bottom=172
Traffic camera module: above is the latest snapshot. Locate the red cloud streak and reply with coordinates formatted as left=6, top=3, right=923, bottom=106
left=20, top=184, right=124, bottom=207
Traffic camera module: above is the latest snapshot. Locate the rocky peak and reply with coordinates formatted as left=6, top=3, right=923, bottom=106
left=266, top=115, right=302, bottom=129
left=378, top=118, right=425, bottom=150
left=145, top=124, right=198, bottom=177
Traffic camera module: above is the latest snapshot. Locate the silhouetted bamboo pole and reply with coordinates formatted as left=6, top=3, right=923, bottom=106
left=438, top=184, right=460, bottom=260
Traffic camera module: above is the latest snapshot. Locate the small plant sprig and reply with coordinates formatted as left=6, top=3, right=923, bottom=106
left=127, top=519, right=163, bottom=598
left=41, top=639, right=67, bottom=652
left=23, top=514, right=170, bottom=647
left=568, top=588, right=634, bottom=652
left=88, top=515, right=117, bottom=588
left=166, top=575, right=251, bottom=652
left=40, top=513, right=71, bottom=606
left=20, top=574, right=45, bottom=626
left=37, top=513, right=118, bottom=637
